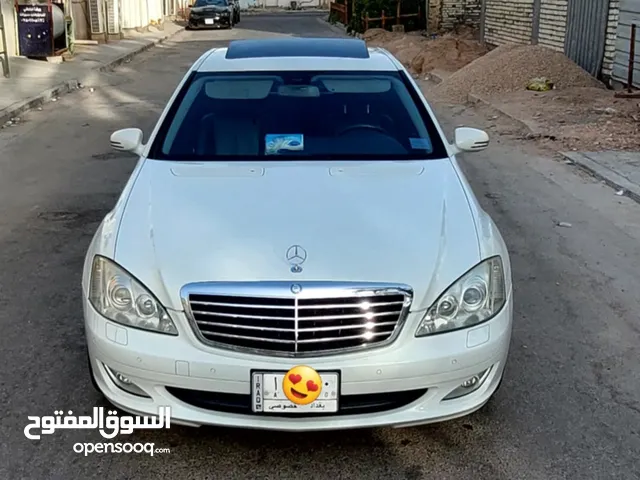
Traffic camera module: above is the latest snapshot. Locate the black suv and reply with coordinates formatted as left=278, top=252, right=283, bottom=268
left=187, top=0, right=239, bottom=29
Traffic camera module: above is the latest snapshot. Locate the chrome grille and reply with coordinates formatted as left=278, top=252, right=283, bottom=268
left=182, top=282, right=413, bottom=356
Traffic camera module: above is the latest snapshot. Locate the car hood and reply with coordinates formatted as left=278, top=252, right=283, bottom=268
left=190, top=5, right=228, bottom=13
left=114, top=159, right=480, bottom=311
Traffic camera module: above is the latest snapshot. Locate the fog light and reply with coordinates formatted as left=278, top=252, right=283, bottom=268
left=103, top=364, right=150, bottom=398
left=442, top=367, right=492, bottom=401
left=461, top=376, right=480, bottom=388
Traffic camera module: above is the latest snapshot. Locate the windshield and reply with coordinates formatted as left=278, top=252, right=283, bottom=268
left=148, top=70, right=448, bottom=161
left=193, top=0, right=227, bottom=6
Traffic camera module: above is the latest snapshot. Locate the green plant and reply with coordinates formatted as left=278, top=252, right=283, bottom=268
left=348, top=0, right=423, bottom=33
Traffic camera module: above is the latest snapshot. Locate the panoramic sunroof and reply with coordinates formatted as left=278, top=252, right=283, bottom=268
left=224, top=38, right=370, bottom=60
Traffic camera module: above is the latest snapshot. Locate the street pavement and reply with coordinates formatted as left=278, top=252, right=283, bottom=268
left=1, top=12, right=639, bottom=480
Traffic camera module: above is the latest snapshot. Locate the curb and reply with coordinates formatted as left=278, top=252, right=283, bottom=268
left=319, top=17, right=366, bottom=38
left=92, top=27, right=185, bottom=73
left=559, top=151, right=640, bottom=205
left=467, top=92, right=534, bottom=134
left=0, top=80, right=79, bottom=126
left=0, top=26, right=184, bottom=126
left=97, top=35, right=174, bottom=72
left=467, top=92, right=640, bottom=205
left=318, top=17, right=352, bottom=36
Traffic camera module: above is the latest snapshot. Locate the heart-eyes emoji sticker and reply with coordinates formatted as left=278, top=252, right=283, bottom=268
left=282, top=365, right=323, bottom=405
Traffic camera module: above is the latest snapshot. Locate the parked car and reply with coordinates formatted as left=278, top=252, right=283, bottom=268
left=85, top=37, right=513, bottom=432
left=187, top=0, right=235, bottom=29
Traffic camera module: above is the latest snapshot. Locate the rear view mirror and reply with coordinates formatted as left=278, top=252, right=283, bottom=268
left=452, top=127, right=489, bottom=154
left=110, top=128, right=144, bottom=156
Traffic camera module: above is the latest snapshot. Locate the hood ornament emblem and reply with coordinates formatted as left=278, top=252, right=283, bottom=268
left=285, top=245, right=307, bottom=273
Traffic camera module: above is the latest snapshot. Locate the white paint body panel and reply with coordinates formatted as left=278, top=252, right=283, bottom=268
left=112, top=159, right=481, bottom=312
left=82, top=47, right=514, bottom=430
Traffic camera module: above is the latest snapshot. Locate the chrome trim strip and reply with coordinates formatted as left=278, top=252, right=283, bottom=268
left=196, top=321, right=293, bottom=333
left=180, top=281, right=414, bottom=358
left=203, top=331, right=295, bottom=344
left=297, top=311, right=400, bottom=321
left=298, top=321, right=397, bottom=333
left=192, top=310, right=295, bottom=321
left=190, top=300, right=296, bottom=310
left=298, top=300, right=405, bottom=310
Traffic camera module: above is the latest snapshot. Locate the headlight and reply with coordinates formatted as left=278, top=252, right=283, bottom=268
left=415, top=256, right=506, bottom=337
left=89, top=256, right=178, bottom=335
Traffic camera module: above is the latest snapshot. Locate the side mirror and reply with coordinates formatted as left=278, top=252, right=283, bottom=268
left=110, top=128, right=144, bottom=156
left=452, top=127, right=489, bottom=154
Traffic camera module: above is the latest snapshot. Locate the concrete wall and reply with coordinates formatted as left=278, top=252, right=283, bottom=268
left=481, top=0, right=621, bottom=80
left=483, top=0, right=535, bottom=46
left=602, top=0, right=619, bottom=78
left=427, top=0, right=481, bottom=32
left=1, top=0, right=17, bottom=56
left=427, top=0, right=441, bottom=31
left=537, top=0, right=567, bottom=52
left=441, top=0, right=481, bottom=30
left=72, top=1, right=91, bottom=40
left=120, top=0, right=163, bottom=30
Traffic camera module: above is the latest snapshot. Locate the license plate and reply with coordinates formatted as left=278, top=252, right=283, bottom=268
left=252, top=370, right=340, bottom=414
left=204, top=18, right=214, bottom=24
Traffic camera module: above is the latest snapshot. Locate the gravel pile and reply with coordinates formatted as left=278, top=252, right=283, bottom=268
left=434, top=43, right=605, bottom=103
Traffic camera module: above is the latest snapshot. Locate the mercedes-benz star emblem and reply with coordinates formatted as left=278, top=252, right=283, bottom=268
left=286, top=245, right=307, bottom=273
left=290, top=284, right=302, bottom=294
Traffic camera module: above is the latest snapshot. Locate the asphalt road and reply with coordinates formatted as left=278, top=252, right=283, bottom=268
left=1, top=12, right=639, bottom=480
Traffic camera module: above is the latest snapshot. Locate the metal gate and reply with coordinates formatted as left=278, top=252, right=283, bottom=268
left=564, top=0, right=610, bottom=77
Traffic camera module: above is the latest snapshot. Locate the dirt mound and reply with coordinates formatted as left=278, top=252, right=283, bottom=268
left=364, top=29, right=487, bottom=74
left=362, top=28, right=392, bottom=42
left=410, top=37, right=487, bottom=74
left=435, top=43, right=605, bottom=102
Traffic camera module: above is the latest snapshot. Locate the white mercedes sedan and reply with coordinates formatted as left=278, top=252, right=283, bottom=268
left=82, top=37, right=513, bottom=431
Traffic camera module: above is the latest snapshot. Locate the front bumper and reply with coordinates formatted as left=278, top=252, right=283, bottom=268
left=188, top=15, right=231, bottom=28
left=85, top=295, right=513, bottom=431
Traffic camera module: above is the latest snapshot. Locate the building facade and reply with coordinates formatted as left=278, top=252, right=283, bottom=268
left=0, top=0, right=175, bottom=56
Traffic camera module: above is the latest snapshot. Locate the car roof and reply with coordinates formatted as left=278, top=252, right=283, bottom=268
left=196, top=37, right=401, bottom=72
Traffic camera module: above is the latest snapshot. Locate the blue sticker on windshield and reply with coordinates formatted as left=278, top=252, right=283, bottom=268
left=409, top=137, right=432, bottom=151
left=265, top=134, right=304, bottom=155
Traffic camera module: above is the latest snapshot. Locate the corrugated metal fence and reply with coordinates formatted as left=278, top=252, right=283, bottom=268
left=564, top=0, right=610, bottom=77
left=612, top=0, right=640, bottom=88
